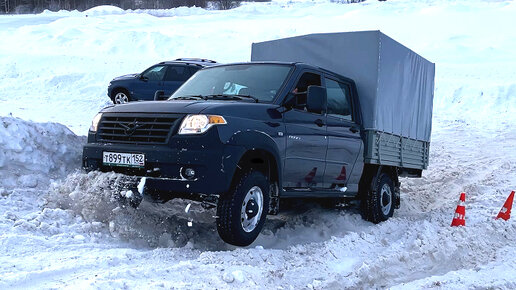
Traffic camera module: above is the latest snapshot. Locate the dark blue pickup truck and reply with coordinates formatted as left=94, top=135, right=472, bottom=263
left=83, top=32, right=434, bottom=246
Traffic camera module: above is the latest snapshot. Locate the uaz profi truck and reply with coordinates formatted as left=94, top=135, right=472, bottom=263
left=83, top=31, right=435, bottom=246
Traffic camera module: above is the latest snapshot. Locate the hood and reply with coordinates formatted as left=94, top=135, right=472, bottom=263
left=100, top=100, right=280, bottom=119
left=101, top=100, right=215, bottom=114
left=111, top=73, right=139, bottom=81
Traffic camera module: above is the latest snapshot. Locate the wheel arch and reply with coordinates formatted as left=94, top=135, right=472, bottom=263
left=234, top=148, right=279, bottom=188
left=224, top=131, right=282, bottom=214
left=359, top=164, right=400, bottom=197
left=359, top=163, right=400, bottom=208
left=225, top=131, right=281, bottom=186
left=110, top=87, right=131, bottom=100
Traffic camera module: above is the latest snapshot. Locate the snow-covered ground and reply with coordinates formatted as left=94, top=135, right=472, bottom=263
left=1, top=0, right=515, bottom=288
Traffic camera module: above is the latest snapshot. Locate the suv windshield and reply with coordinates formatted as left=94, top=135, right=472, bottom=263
left=169, top=64, right=292, bottom=103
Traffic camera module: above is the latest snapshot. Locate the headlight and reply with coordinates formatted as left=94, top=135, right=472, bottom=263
left=89, top=113, right=103, bottom=132
left=178, top=114, right=226, bottom=135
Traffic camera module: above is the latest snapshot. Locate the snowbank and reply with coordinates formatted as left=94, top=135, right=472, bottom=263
left=0, top=117, right=85, bottom=189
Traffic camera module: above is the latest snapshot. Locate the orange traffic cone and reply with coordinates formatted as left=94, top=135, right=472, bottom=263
left=451, top=192, right=466, bottom=227
left=496, top=191, right=515, bottom=221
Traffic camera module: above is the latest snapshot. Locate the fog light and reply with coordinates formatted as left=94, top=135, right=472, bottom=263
left=181, top=167, right=196, bottom=180
left=185, top=168, right=195, bottom=177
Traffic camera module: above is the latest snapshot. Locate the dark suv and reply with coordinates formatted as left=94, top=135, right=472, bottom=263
left=107, top=58, right=217, bottom=104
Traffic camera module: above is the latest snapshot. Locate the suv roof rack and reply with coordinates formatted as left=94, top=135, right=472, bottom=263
left=175, top=58, right=217, bottom=63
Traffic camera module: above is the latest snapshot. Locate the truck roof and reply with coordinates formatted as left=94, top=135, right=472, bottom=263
left=203, top=61, right=357, bottom=85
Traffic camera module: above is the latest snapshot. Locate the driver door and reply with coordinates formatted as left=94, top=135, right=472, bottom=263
left=282, top=71, right=328, bottom=189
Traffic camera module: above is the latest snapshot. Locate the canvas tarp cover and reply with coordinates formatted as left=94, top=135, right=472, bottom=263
left=251, top=31, right=435, bottom=142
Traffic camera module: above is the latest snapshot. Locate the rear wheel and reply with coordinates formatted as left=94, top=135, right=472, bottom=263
left=216, top=170, right=270, bottom=246
left=361, top=173, right=395, bottom=223
left=112, top=90, right=131, bottom=104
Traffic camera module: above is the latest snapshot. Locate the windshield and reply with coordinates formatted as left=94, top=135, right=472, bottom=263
left=169, top=64, right=292, bottom=102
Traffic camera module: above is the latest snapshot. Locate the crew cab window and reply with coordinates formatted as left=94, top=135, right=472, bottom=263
left=325, top=78, right=352, bottom=121
left=291, top=72, right=322, bottom=112
left=164, top=65, right=192, bottom=82
left=142, top=65, right=167, bottom=81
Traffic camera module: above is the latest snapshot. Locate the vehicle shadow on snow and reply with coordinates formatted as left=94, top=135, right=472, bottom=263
left=46, top=171, right=370, bottom=251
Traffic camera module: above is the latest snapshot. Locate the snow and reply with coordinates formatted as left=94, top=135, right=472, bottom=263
left=1, top=0, right=516, bottom=288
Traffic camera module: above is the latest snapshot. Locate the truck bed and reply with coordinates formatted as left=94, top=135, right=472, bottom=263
left=364, top=130, right=429, bottom=171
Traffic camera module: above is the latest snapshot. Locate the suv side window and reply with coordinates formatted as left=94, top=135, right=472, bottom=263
left=291, top=72, right=322, bottom=112
left=187, top=66, right=200, bottom=77
left=164, top=65, right=191, bottom=82
left=325, top=78, right=352, bottom=121
left=142, top=65, right=167, bottom=81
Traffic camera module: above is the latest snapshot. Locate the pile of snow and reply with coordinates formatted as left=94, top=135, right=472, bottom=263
left=0, top=117, right=84, bottom=189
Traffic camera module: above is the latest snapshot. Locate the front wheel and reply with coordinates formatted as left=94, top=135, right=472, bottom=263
left=217, top=171, right=270, bottom=247
left=361, top=173, right=395, bottom=223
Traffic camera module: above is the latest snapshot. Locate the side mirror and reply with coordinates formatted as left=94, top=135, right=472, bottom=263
left=154, top=90, right=165, bottom=101
left=139, top=74, right=148, bottom=82
left=306, top=85, right=327, bottom=114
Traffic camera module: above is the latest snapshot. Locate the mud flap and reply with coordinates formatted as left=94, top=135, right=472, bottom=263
left=268, top=182, right=280, bottom=215
left=394, top=183, right=401, bottom=209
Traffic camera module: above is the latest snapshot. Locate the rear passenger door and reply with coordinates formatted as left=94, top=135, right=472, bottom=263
left=323, top=77, right=362, bottom=191
left=162, top=65, right=198, bottom=95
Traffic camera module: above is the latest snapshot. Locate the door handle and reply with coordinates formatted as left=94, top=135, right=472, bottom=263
left=349, top=125, right=359, bottom=133
left=314, top=119, right=325, bottom=127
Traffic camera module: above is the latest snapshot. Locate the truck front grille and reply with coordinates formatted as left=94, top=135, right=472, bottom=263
left=98, top=114, right=179, bottom=145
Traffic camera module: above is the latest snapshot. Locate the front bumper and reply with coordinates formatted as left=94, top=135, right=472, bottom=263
left=82, top=128, right=244, bottom=201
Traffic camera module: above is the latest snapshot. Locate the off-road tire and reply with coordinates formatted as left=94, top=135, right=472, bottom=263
left=217, top=170, right=270, bottom=247
left=360, top=173, right=395, bottom=223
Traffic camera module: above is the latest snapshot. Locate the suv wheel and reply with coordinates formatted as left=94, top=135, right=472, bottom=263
left=113, top=90, right=130, bottom=104
left=361, top=173, right=395, bottom=223
left=217, top=170, right=270, bottom=246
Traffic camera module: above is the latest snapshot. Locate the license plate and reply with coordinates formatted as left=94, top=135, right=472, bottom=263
left=103, top=151, right=145, bottom=168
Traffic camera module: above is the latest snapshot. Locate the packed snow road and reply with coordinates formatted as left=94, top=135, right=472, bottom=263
left=1, top=0, right=516, bottom=288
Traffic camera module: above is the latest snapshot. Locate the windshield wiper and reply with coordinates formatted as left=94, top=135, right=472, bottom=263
left=170, top=95, right=207, bottom=100
left=205, top=94, right=259, bottom=103
left=232, top=94, right=260, bottom=103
